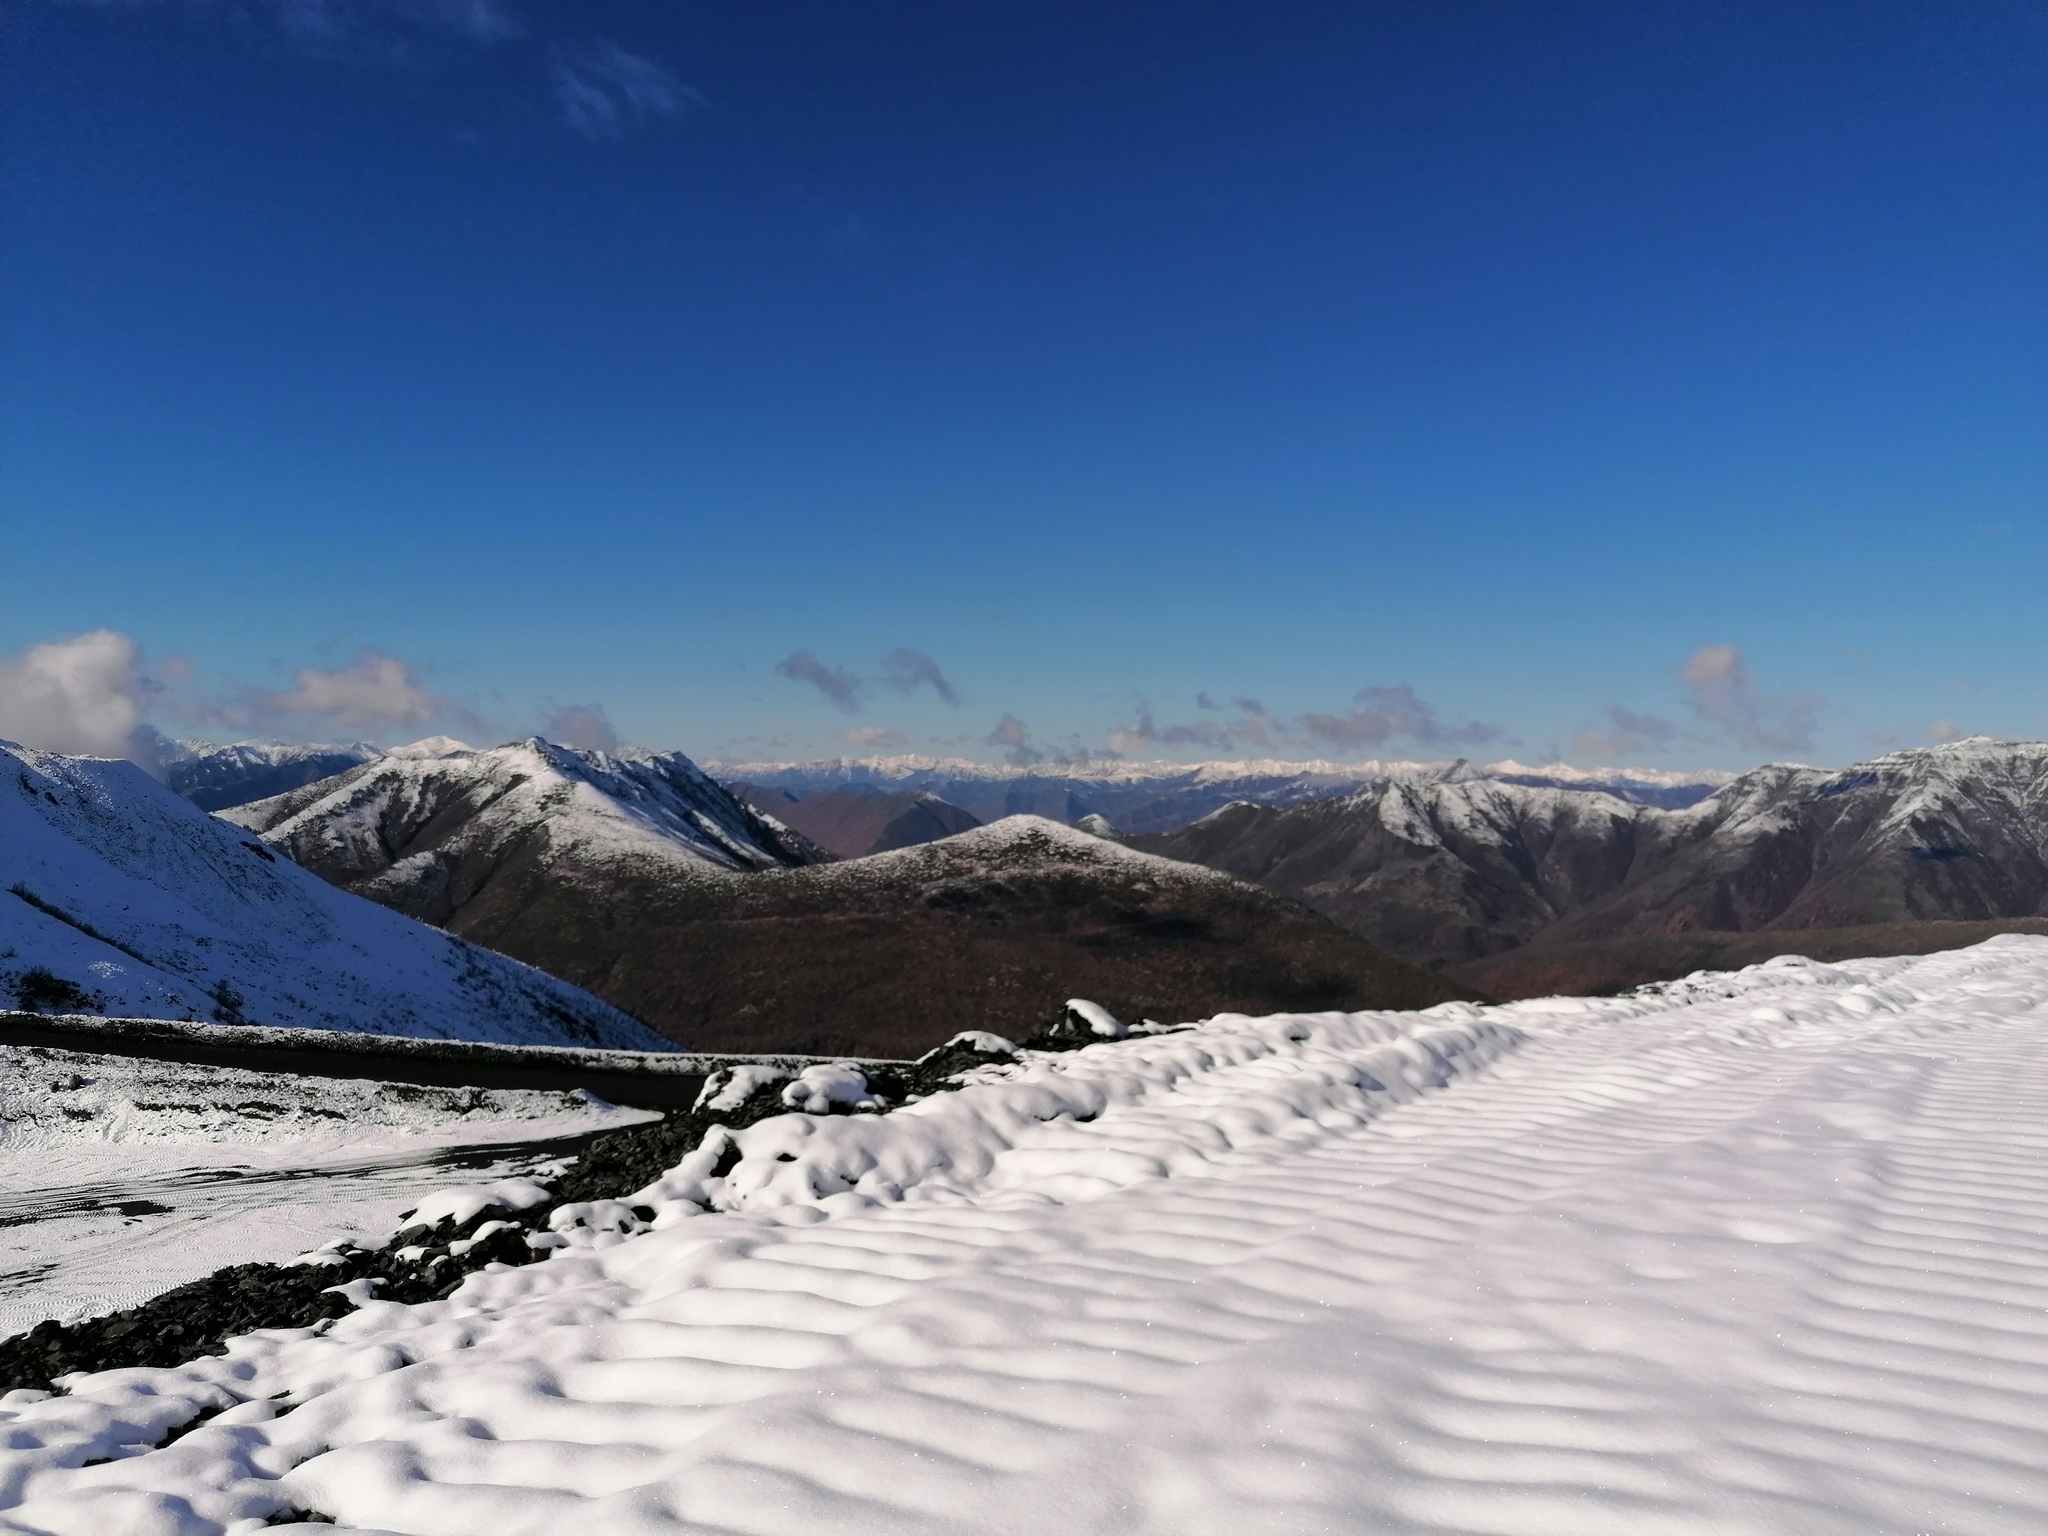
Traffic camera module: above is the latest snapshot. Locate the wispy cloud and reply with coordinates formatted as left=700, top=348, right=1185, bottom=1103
left=774, top=651, right=862, bottom=714
left=840, top=725, right=909, bottom=751
left=59, top=0, right=525, bottom=61
left=878, top=648, right=960, bottom=706
left=1098, top=685, right=1498, bottom=761
left=1297, top=685, right=1502, bottom=752
left=539, top=702, right=619, bottom=752
left=986, top=714, right=1042, bottom=767
left=1680, top=643, right=1821, bottom=753
left=1571, top=705, right=1680, bottom=761
left=552, top=39, right=697, bottom=139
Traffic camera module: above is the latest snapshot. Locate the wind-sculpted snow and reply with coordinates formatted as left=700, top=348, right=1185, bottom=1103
left=0, top=742, right=664, bottom=1048
left=10, top=937, right=2048, bottom=1530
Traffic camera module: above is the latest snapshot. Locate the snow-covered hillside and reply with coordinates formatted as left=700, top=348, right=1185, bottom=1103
left=5, top=936, right=2048, bottom=1532
left=224, top=738, right=815, bottom=927
left=1, top=741, right=667, bottom=1048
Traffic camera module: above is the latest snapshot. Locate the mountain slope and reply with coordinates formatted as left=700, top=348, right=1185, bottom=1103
left=225, top=738, right=819, bottom=928
left=1549, top=737, right=2048, bottom=941
left=1137, top=778, right=1652, bottom=964
left=728, top=784, right=979, bottom=858
left=167, top=742, right=383, bottom=813
left=396, top=816, right=1478, bottom=1057
left=0, top=742, right=665, bottom=1048
left=1141, top=737, right=2048, bottom=976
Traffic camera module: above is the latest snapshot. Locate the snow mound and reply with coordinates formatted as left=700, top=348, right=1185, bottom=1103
left=0, top=741, right=665, bottom=1047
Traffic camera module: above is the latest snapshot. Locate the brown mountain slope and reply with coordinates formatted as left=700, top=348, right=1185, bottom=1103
left=427, top=818, right=1478, bottom=1056
left=729, top=785, right=980, bottom=859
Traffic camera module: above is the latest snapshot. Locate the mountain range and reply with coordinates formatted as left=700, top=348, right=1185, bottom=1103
left=1135, top=737, right=2048, bottom=995
left=707, top=754, right=1733, bottom=834
left=376, top=814, right=1474, bottom=1057
left=213, top=743, right=1471, bottom=1054
left=1, top=740, right=661, bottom=1048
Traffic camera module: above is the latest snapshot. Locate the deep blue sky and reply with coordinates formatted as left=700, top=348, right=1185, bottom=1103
left=3, top=0, right=2043, bottom=770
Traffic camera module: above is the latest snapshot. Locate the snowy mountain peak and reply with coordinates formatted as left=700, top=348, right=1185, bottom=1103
left=221, top=737, right=819, bottom=931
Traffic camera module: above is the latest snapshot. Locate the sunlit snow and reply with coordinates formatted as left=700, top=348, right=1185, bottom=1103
left=5, top=936, right=2047, bottom=1532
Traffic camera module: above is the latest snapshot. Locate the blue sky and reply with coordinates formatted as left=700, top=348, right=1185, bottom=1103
left=2, top=0, right=2043, bottom=771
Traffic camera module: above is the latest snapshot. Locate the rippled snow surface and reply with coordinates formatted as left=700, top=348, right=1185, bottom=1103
left=5, top=937, right=2048, bottom=1534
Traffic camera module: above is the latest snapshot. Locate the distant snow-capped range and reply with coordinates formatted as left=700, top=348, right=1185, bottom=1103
left=706, top=753, right=1736, bottom=831
left=166, top=739, right=1735, bottom=831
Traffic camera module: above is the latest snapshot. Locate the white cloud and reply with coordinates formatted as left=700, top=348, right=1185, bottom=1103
left=1929, top=718, right=1964, bottom=744
left=256, top=650, right=473, bottom=732
left=0, top=630, right=163, bottom=765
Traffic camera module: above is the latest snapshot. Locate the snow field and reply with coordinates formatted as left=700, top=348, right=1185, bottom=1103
left=0, top=1046, right=653, bottom=1339
left=4, top=937, right=2048, bottom=1532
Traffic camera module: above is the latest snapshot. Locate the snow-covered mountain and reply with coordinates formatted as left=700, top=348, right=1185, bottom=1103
left=1, top=741, right=665, bottom=1047
left=166, top=741, right=384, bottom=812
left=1140, top=736, right=2048, bottom=975
left=709, top=753, right=1732, bottom=833
left=223, top=737, right=820, bottom=928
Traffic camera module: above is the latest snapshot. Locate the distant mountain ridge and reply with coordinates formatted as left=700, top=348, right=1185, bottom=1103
left=728, top=784, right=980, bottom=859
left=1, top=740, right=661, bottom=1048
left=711, top=754, right=1733, bottom=833
left=1135, top=737, right=2048, bottom=991
left=166, top=740, right=384, bottom=811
